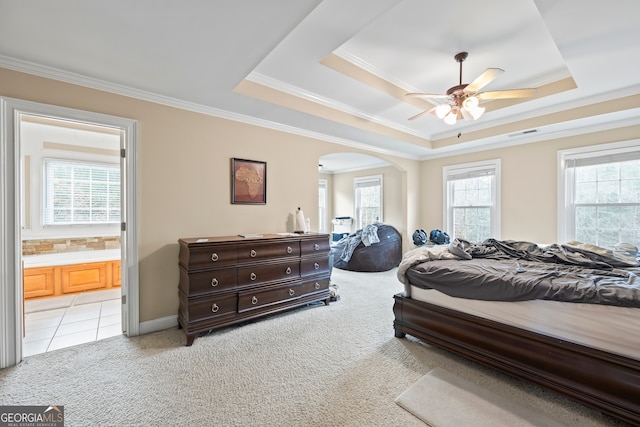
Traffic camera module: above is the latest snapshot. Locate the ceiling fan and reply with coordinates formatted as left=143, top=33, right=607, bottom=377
left=406, top=52, right=536, bottom=124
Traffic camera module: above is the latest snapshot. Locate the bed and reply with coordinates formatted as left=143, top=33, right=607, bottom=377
left=393, top=239, right=640, bottom=425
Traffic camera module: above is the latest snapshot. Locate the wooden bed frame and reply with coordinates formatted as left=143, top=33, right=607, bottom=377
left=393, top=293, right=640, bottom=425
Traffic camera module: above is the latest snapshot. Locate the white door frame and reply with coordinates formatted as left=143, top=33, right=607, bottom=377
left=0, top=97, right=139, bottom=368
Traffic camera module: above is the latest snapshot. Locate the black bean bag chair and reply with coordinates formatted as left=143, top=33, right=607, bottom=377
left=331, top=224, right=402, bottom=272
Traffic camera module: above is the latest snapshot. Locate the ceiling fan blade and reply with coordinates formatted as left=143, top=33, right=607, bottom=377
left=464, top=68, right=504, bottom=94
left=477, top=88, right=536, bottom=99
left=405, top=93, right=449, bottom=99
left=408, top=106, right=437, bottom=121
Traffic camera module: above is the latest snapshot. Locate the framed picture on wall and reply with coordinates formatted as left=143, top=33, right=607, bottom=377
left=231, top=158, right=267, bottom=204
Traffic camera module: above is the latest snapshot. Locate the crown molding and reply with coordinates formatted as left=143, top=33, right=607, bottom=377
left=246, top=71, right=422, bottom=136
left=332, top=46, right=423, bottom=93
left=333, top=46, right=573, bottom=96
left=3, top=55, right=637, bottom=164
left=421, top=114, right=640, bottom=160
left=0, top=55, right=421, bottom=160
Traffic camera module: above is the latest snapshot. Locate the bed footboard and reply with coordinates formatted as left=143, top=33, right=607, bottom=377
left=393, top=293, right=640, bottom=425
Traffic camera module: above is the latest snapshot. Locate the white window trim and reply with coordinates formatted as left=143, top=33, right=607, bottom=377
left=557, top=139, right=640, bottom=244
left=43, top=157, right=121, bottom=226
left=354, top=174, right=383, bottom=230
left=443, top=159, right=501, bottom=240
left=0, top=96, right=140, bottom=368
left=318, top=178, right=328, bottom=233
left=20, top=123, right=121, bottom=239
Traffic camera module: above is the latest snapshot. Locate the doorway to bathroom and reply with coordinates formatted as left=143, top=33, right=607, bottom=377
left=20, top=114, right=123, bottom=356
left=0, top=97, right=139, bottom=368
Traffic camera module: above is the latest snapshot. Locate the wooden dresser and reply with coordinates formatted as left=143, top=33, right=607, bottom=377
left=178, top=233, right=331, bottom=345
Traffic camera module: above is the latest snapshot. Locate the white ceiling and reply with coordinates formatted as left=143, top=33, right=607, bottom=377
left=1, top=0, right=639, bottom=172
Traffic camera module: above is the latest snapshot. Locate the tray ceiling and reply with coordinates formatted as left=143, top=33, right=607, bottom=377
left=1, top=0, right=638, bottom=171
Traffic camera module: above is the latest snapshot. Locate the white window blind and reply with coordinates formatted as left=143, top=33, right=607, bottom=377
left=559, top=143, right=640, bottom=248
left=444, top=160, right=500, bottom=242
left=354, top=175, right=383, bottom=230
left=43, top=158, right=120, bottom=225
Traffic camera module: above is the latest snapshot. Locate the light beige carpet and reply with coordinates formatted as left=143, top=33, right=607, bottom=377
left=396, top=367, right=566, bottom=427
left=0, top=268, right=627, bottom=426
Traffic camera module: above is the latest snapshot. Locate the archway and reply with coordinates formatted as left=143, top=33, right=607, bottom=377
left=318, top=152, right=405, bottom=242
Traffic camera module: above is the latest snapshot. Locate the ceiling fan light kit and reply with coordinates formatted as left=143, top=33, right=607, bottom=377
left=435, top=103, right=452, bottom=119
left=444, top=111, right=457, bottom=125
left=407, top=51, right=535, bottom=125
left=463, top=96, right=479, bottom=110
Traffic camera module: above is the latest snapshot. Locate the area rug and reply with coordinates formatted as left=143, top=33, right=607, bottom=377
left=395, top=367, right=566, bottom=427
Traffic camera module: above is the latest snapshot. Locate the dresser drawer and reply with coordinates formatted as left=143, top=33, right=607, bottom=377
left=178, top=233, right=330, bottom=345
left=182, top=293, right=238, bottom=323
left=301, top=237, right=330, bottom=255
left=180, top=244, right=237, bottom=270
left=300, top=277, right=330, bottom=295
left=238, top=283, right=301, bottom=312
left=237, top=241, right=300, bottom=263
left=238, top=261, right=299, bottom=286
left=300, top=256, right=330, bottom=277
left=179, top=267, right=237, bottom=296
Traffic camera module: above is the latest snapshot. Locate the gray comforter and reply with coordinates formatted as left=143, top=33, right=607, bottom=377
left=399, top=239, right=640, bottom=307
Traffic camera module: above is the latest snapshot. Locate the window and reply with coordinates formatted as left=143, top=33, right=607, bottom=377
left=559, top=141, right=640, bottom=248
left=354, top=175, right=382, bottom=229
left=43, top=158, right=120, bottom=225
left=318, top=179, right=327, bottom=233
left=444, top=159, right=500, bottom=242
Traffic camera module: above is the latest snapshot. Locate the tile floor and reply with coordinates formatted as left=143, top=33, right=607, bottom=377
left=22, top=288, right=122, bottom=357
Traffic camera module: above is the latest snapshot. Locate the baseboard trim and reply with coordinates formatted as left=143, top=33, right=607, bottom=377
left=138, top=315, right=178, bottom=335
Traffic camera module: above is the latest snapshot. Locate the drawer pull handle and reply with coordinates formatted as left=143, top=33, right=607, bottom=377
left=314, top=244, right=320, bottom=250
left=314, top=282, right=320, bottom=290
left=211, top=278, right=219, bottom=287
left=314, top=262, right=320, bottom=270
left=286, top=267, right=292, bottom=275
left=250, top=272, right=257, bottom=281
left=251, top=296, right=258, bottom=305
left=289, top=289, right=295, bottom=296
left=250, top=250, right=257, bottom=258
left=211, top=303, right=219, bottom=313
left=287, top=246, right=293, bottom=254
left=211, top=253, right=219, bottom=262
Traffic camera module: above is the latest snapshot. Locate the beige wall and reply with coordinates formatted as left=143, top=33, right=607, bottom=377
left=0, top=68, right=421, bottom=325
left=329, top=165, right=404, bottom=234
left=421, top=125, right=640, bottom=243
left=9, top=66, right=634, bottom=326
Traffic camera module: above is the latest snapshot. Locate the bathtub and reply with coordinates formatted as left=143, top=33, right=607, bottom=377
left=22, top=249, right=121, bottom=299
left=22, top=249, right=121, bottom=268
